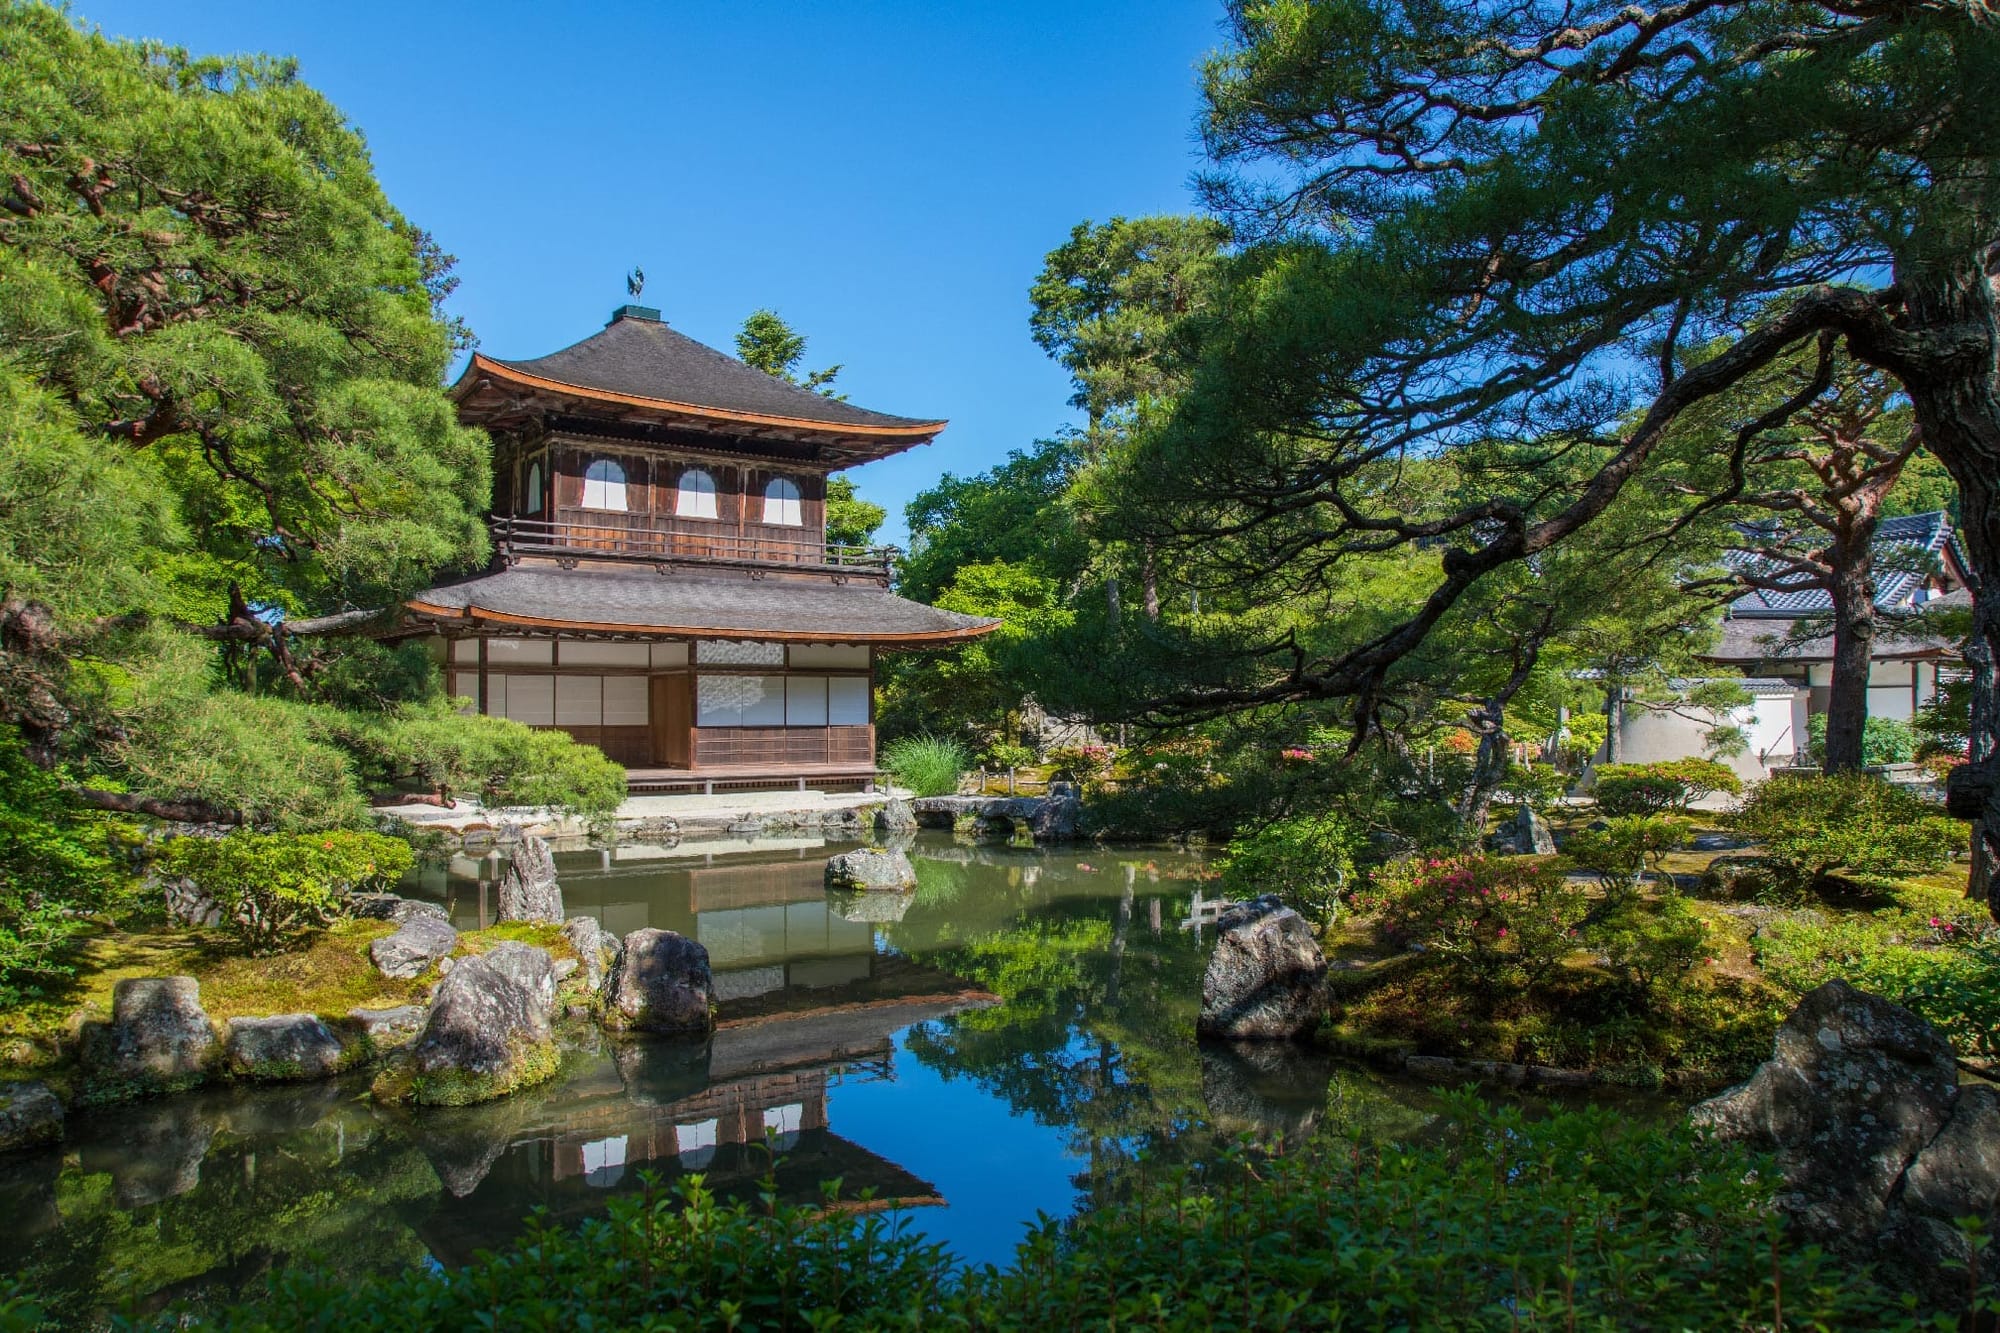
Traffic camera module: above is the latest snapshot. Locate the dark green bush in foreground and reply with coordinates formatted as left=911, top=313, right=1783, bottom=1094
left=22, top=1096, right=1981, bottom=1331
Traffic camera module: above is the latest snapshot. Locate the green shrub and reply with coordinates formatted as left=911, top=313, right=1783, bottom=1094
left=1730, top=773, right=1962, bottom=891
left=328, top=701, right=626, bottom=818
left=1562, top=814, right=1689, bottom=903
left=1592, top=759, right=1743, bottom=815
left=1592, top=892, right=1710, bottom=994
left=1498, top=760, right=1573, bottom=810
left=1806, top=712, right=1919, bottom=766
left=0, top=738, right=125, bottom=1004
left=155, top=1095, right=1977, bottom=1330
left=880, top=733, right=970, bottom=797
left=156, top=829, right=414, bottom=954
left=980, top=740, right=1037, bottom=770
left=1755, top=915, right=2000, bottom=1062
left=1354, top=853, right=1587, bottom=991
left=1218, top=811, right=1360, bottom=920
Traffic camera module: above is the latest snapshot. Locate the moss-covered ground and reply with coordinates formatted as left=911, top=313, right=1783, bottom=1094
left=0, top=916, right=580, bottom=1088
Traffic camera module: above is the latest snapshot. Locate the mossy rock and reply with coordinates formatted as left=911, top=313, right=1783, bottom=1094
left=377, top=1038, right=563, bottom=1108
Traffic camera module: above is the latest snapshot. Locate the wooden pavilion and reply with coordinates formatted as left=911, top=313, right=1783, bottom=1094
left=403, top=304, right=996, bottom=792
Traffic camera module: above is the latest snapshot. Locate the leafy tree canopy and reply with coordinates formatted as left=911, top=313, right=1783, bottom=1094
left=0, top=5, right=620, bottom=833
left=734, top=308, right=844, bottom=398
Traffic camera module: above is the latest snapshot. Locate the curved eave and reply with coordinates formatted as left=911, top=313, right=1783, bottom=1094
left=406, top=598, right=1000, bottom=649
left=455, top=354, right=947, bottom=442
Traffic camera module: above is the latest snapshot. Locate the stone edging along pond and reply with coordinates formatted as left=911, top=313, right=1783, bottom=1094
left=0, top=832, right=732, bottom=1153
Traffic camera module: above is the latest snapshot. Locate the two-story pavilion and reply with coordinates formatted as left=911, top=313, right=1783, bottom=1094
left=403, top=304, right=996, bottom=792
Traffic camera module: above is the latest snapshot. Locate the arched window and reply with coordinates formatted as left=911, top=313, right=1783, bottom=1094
left=524, top=461, right=543, bottom=515
left=763, top=476, right=802, bottom=527
left=581, top=458, right=627, bottom=510
left=676, top=468, right=718, bottom=520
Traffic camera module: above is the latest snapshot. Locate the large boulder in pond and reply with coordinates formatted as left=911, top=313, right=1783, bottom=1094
left=404, top=942, right=559, bottom=1105
left=224, top=1014, right=347, bottom=1081
left=824, top=847, right=917, bottom=894
left=369, top=912, right=457, bottom=981
left=497, top=834, right=563, bottom=924
left=1691, top=980, right=1999, bottom=1294
left=81, top=976, right=218, bottom=1088
left=604, top=929, right=715, bottom=1034
left=1197, top=896, right=1328, bottom=1041
left=0, top=1082, right=63, bottom=1153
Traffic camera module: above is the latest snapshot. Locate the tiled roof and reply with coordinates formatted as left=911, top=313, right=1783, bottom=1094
left=407, top=564, right=997, bottom=645
left=460, top=309, right=942, bottom=434
left=1707, top=615, right=1959, bottom=665
left=1726, top=511, right=1959, bottom=617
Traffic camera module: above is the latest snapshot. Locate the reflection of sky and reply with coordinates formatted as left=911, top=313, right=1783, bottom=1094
left=828, top=1020, right=1093, bottom=1269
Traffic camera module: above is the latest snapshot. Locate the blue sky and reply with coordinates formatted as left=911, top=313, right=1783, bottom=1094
left=73, top=1, right=1224, bottom=545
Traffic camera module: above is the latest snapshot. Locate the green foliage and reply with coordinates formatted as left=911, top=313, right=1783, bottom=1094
left=1592, top=761, right=1742, bottom=815
left=1594, top=893, right=1710, bottom=995
left=1806, top=713, right=1918, bottom=766
left=0, top=736, right=124, bottom=1003
left=1755, top=918, right=1999, bottom=1062
left=880, top=733, right=969, bottom=798
left=1562, top=815, right=1690, bottom=903
left=1355, top=854, right=1588, bottom=992
left=0, top=3, right=491, bottom=615
left=979, top=741, right=1037, bottom=770
left=174, top=1096, right=1976, bottom=1330
left=1731, top=774, right=1962, bottom=891
left=329, top=700, right=627, bottom=818
left=822, top=475, right=884, bottom=547
left=156, top=829, right=412, bottom=954
left=1028, top=214, right=1230, bottom=424
left=1497, top=761, right=1571, bottom=811
left=733, top=308, right=842, bottom=397
left=1217, top=810, right=1359, bottom=921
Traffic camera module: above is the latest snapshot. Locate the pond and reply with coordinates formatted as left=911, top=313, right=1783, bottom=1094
left=3, top=834, right=1455, bottom=1327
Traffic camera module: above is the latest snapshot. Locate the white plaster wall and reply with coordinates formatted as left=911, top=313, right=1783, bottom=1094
left=1607, top=693, right=1802, bottom=782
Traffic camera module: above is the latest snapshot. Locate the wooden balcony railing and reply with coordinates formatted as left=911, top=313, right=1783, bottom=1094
left=493, top=516, right=892, bottom=576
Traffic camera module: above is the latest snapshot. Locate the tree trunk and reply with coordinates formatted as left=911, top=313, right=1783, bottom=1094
left=1454, top=702, right=1511, bottom=839
left=1603, top=688, right=1623, bottom=764
left=1141, top=546, right=1161, bottom=622
left=1821, top=527, right=1878, bottom=772
left=1880, top=265, right=2000, bottom=921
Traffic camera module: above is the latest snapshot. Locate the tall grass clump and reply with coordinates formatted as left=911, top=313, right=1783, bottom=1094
left=881, top=733, right=971, bottom=797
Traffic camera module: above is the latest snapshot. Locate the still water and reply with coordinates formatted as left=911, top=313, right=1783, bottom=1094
left=1, top=834, right=1442, bottom=1325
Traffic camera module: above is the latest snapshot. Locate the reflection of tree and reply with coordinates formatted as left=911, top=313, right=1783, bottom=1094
left=900, top=875, right=1209, bottom=1171
left=2, top=1100, right=439, bottom=1324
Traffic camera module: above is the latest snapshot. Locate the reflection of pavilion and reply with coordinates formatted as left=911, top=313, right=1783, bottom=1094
left=409, top=845, right=993, bottom=1266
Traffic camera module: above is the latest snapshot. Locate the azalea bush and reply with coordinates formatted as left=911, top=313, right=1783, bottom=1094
left=1355, top=854, right=1587, bottom=991
left=156, top=829, right=414, bottom=954
left=1730, top=773, right=1962, bottom=892
left=1592, top=760, right=1742, bottom=815
left=1046, top=742, right=1114, bottom=779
